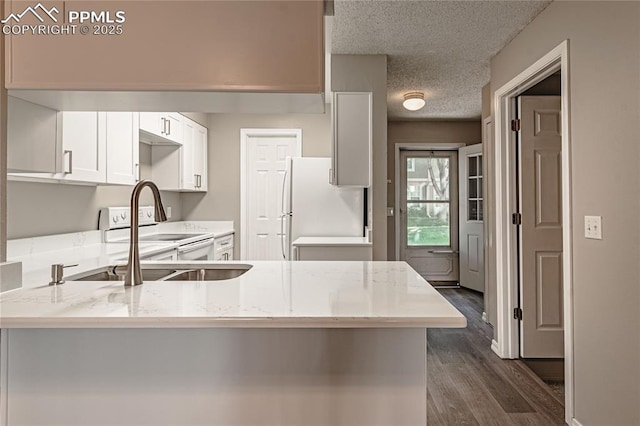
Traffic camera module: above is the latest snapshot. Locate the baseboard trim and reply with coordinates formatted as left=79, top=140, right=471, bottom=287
left=571, top=418, right=584, bottom=426
left=491, top=339, right=501, bottom=357
left=482, top=311, right=488, bottom=323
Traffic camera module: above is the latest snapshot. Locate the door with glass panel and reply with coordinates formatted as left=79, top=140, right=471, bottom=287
left=459, top=144, right=484, bottom=292
left=400, top=150, right=459, bottom=282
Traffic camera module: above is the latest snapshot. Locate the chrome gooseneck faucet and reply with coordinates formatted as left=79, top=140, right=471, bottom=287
left=125, top=180, right=168, bottom=286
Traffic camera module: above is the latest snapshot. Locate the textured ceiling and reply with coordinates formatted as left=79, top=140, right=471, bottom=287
left=331, top=0, right=552, bottom=120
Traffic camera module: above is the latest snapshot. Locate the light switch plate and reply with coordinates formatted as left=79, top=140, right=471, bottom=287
left=584, top=215, right=602, bottom=239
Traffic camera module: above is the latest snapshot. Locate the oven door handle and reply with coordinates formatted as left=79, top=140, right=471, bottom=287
left=177, top=238, right=215, bottom=254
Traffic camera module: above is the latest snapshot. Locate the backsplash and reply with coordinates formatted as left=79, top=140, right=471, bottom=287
left=7, top=181, right=182, bottom=239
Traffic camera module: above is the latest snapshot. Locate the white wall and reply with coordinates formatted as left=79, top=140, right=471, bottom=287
left=332, top=55, right=388, bottom=260
left=181, top=109, right=332, bottom=258
left=489, top=2, right=640, bottom=424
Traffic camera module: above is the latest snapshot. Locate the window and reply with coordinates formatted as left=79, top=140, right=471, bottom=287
left=467, top=154, right=483, bottom=221
left=405, top=155, right=453, bottom=246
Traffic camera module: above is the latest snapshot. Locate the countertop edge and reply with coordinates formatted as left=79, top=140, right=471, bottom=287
left=0, top=316, right=467, bottom=329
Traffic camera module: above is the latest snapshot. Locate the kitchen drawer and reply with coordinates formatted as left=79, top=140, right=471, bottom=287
left=215, top=248, right=234, bottom=261
left=214, top=234, right=234, bottom=252
left=141, top=248, right=178, bottom=261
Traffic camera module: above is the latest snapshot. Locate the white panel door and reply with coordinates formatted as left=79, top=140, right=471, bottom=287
left=59, top=112, right=106, bottom=183
left=518, top=96, right=564, bottom=358
left=458, top=144, right=484, bottom=292
left=245, top=132, right=300, bottom=260
left=106, top=112, right=140, bottom=185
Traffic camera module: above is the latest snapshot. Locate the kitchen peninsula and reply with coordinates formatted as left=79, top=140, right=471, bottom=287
left=0, top=261, right=465, bottom=425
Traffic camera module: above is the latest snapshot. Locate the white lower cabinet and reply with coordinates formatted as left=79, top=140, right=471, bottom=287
left=142, top=248, right=178, bottom=261
left=214, top=234, right=234, bottom=260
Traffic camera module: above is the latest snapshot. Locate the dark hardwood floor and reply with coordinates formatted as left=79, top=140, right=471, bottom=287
left=428, top=288, right=566, bottom=425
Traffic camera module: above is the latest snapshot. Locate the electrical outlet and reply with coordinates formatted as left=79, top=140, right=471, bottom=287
left=166, top=206, right=172, bottom=219
left=584, top=215, right=602, bottom=239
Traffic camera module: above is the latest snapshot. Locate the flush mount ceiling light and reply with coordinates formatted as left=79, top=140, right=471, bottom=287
left=402, top=92, right=426, bottom=111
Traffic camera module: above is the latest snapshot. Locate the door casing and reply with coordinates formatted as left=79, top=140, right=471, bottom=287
left=492, top=40, right=573, bottom=424
left=240, top=128, right=302, bottom=260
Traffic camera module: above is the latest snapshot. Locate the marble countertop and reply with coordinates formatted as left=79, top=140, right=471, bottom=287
left=292, top=237, right=372, bottom=247
left=0, top=261, right=466, bottom=329
left=7, top=221, right=235, bottom=289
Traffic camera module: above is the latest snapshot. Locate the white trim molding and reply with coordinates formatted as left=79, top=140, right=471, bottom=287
left=393, top=142, right=467, bottom=261
left=239, top=128, right=302, bottom=260
left=492, top=40, right=574, bottom=425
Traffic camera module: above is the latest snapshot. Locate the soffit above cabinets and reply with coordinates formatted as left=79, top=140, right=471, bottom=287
left=4, top=0, right=326, bottom=114
left=7, top=90, right=326, bottom=114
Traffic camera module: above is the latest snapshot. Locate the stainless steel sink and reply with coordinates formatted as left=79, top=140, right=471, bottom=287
left=165, top=267, right=251, bottom=281
left=73, top=268, right=179, bottom=282
left=71, top=264, right=252, bottom=282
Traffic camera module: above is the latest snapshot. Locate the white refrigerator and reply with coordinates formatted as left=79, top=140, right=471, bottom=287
left=281, top=157, right=364, bottom=260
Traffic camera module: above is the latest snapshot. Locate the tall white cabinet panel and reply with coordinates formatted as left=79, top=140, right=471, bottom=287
left=193, top=122, right=208, bottom=191
left=106, top=112, right=140, bottom=185
left=7, top=96, right=62, bottom=173
left=181, top=119, right=197, bottom=190
left=58, top=112, right=107, bottom=183
left=331, top=92, right=372, bottom=187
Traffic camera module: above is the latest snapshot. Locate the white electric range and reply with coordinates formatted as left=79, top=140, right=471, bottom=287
left=99, top=207, right=217, bottom=261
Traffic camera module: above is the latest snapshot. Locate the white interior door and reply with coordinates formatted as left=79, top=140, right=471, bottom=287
left=399, top=150, right=459, bottom=282
left=458, top=144, right=484, bottom=292
left=518, top=96, right=564, bottom=358
left=243, top=130, right=301, bottom=260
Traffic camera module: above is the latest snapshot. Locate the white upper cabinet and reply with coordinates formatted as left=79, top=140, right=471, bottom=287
left=9, top=110, right=107, bottom=184
left=193, top=123, right=208, bottom=191
left=58, top=112, right=107, bottom=183
left=139, top=112, right=183, bottom=145
left=7, top=96, right=61, bottom=173
left=151, top=115, right=208, bottom=192
left=106, top=113, right=140, bottom=185
left=331, top=92, right=372, bottom=187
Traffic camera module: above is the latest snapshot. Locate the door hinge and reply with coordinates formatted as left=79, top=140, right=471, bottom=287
left=513, top=307, right=523, bottom=320
left=512, top=212, right=522, bottom=225
left=511, top=119, right=521, bottom=132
